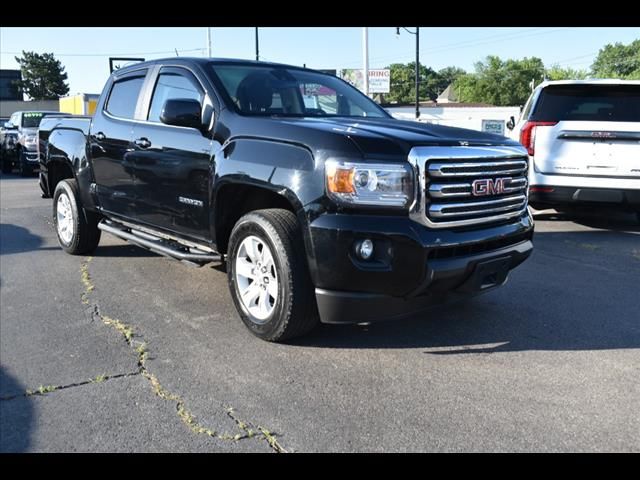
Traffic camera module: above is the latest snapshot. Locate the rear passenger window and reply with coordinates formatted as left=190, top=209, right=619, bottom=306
left=531, top=85, right=640, bottom=122
left=105, top=75, right=146, bottom=119
left=147, top=71, right=203, bottom=123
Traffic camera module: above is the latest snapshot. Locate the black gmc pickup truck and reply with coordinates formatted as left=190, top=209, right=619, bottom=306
left=39, top=58, right=533, bottom=342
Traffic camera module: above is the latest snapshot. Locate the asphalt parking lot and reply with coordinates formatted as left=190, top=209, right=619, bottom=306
left=1, top=174, right=638, bottom=452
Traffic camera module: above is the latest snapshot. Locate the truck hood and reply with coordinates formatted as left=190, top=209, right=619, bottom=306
left=278, top=116, right=521, bottom=157
left=20, top=127, right=39, bottom=137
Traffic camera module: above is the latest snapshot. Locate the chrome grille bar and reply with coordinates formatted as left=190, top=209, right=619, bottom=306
left=429, top=194, right=527, bottom=218
left=428, top=160, right=527, bottom=177
left=429, top=177, right=527, bottom=198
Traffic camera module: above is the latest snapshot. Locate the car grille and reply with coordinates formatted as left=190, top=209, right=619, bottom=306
left=409, top=146, right=530, bottom=229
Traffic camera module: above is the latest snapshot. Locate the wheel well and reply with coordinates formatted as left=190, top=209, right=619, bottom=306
left=48, top=161, right=75, bottom=195
left=215, top=184, right=296, bottom=254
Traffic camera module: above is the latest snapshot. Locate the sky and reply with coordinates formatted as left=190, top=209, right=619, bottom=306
left=1, top=27, right=637, bottom=95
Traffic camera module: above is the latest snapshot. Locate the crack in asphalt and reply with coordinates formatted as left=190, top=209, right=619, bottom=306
left=79, top=257, right=287, bottom=453
left=0, top=372, right=140, bottom=402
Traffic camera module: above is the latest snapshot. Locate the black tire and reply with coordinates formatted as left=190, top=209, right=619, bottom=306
left=53, top=179, right=101, bottom=255
left=227, top=209, right=319, bottom=342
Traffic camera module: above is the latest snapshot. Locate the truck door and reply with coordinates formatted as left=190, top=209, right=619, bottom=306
left=130, top=66, right=213, bottom=240
left=91, top=69, right=148, bottom=218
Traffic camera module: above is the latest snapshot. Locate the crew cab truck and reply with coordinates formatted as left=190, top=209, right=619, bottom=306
left=2, top=111, right=60, bottom=176
left=40, top=58, right=533, bottom=342
left=514, top=80, right=640, bottom=220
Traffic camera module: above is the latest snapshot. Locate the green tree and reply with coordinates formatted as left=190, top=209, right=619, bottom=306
left=546, top=65, right=588, bottom=81
left=433, top=66, right=466, bottom=97
left=590, top=39, right=640, bottom=79
left=386, top=63, right=463, bottom=104
left=453, top=55, right=545, bottom=106
left=13, top=51, right=70, bottom=100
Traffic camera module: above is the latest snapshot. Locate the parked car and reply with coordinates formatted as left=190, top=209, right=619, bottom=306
left=40, top=57, right=533, bottom=341
left=514, top=79, right=640, bottom=220
left=1, top=110, right=60, bottom=176
left=0, top=117, right=17, bottom=170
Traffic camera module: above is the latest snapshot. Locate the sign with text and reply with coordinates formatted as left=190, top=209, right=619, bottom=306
left=481, top=119, right=505, bottom=136
left=367, top=69, right=390, bottom=93
left=340, top=69, right=390, bottom=94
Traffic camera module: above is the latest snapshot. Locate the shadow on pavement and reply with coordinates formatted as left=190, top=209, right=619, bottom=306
left=532, top=207, right=639, bottom=232
left=0, top=368, right=33, bottom=453
left=0, top=223, right=53, bottom=256
left=92, top=243, right=161, bottom=258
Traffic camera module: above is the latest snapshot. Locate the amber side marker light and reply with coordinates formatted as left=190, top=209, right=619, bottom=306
left=327, top=164, right=356, bottom=194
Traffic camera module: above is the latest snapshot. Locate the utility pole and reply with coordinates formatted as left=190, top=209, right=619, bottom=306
left=396, top=27, right=421, bottom=119
left=255, top=27, right=260, bottom=61
left=206, top=28, right=212, bottom=58
left=415, top=27, right=420, bottom=120
left=362, top=27, right=369, bottom=97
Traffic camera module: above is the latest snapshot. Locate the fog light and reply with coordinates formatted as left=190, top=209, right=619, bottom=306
left=356, top=239, right=374, bottom=260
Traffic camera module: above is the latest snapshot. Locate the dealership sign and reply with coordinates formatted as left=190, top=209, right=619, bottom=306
left=481, top=119, right=505, bottom=136
left=340, top=69, right=390, bottom=94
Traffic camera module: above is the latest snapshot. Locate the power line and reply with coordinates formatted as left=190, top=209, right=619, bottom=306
left=0, top=48, right=207, bottom=57
left=338, top=27, right=574, bottom=69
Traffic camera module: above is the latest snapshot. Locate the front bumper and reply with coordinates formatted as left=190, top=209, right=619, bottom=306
left=316, top=239, right=532, bottom=324
left=306, top=210, right=534, bottom=324
left=22, top=149, right=40, bottom=163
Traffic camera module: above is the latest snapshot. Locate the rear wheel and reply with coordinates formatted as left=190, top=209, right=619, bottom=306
left=53, top=179, right=101, bottom=255
left=227, top=209, right=319, bottom=342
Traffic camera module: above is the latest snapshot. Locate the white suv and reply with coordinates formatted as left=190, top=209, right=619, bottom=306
left=512, top=79, right=640, bottom=219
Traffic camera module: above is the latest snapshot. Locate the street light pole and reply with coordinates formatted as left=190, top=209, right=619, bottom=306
left=206, top=27, right=212, bottom=58
left=255, top=27, right=259, bottom=61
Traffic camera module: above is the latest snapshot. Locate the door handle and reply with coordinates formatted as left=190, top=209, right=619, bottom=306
left=134, top=137, right=151, bottom=149
left=94, top=132, right=106, bottom=141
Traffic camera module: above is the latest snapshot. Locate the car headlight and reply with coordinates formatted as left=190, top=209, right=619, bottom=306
left=24, top=134, right=38, bottom=147
left=325, top=160, right=414, bottom=208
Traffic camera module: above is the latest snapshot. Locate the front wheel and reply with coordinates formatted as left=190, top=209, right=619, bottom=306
left=53, top=179, right=101, bottom=255
left=227, top=209, right=319, bottom=342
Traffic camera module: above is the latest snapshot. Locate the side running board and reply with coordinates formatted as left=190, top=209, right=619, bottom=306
left=98, top=220, right=222, bottom=267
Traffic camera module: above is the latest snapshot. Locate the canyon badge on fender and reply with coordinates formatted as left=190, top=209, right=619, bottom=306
left=178, top=196, right=204, bottom=207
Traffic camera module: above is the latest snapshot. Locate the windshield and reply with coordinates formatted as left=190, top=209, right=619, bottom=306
left=21, top=112, right=52, bottom=128
left=532, top=84, right=640, bottom=122
left=208, top=64, right=389, bottom=118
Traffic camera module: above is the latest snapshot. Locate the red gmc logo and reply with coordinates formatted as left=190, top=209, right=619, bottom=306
left=472, top=178, right=509, bottom=196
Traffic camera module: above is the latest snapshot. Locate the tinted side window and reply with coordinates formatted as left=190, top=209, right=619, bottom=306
left=106, top=75, right=146, bottom=119
left=531, top=85, right=640, bottom=122
left=147, top=72, right=203, bottom=123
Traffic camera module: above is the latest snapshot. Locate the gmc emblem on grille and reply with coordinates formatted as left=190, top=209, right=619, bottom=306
left=472, top=178, right=509, bottom=196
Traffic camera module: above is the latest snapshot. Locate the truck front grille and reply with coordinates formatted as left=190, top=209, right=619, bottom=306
left=409, top=146, right=530, bottom=229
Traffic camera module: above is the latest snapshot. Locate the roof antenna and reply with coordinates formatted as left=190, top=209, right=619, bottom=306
left=175, top=48, right=179, bottom=57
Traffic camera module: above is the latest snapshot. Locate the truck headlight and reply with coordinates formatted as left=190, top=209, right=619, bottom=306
left=326, top=160, right=414, bottom=208
left=24, top=134, right=38, bottom=149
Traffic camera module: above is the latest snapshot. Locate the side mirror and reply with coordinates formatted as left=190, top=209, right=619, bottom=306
left=4, top=122, right=16, bottom=129
left=160, top=99, right=203, bottom=130
left=506, top=116, right=516, bottom=131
